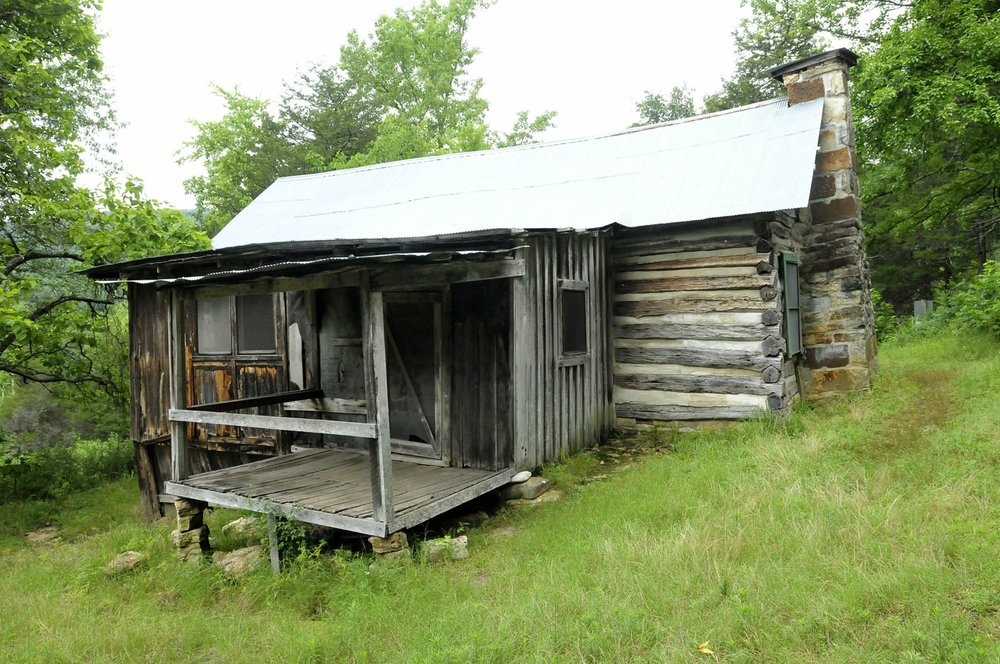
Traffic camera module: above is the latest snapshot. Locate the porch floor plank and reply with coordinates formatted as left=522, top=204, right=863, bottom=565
left=168, top=447, right=513, bottom=535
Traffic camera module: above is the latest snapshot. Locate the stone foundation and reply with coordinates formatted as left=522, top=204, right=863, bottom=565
left=173, top=498, right=210, bottom=562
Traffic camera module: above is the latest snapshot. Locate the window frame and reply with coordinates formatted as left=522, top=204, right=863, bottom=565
left=194, top=293, right=280, bottom=358
left=781, top=253, right=803, bottom=357
left=557, top=279, right=590, bottom=367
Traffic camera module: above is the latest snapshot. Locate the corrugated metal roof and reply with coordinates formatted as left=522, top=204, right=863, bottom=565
left=213, top=97, right=823, bottom=250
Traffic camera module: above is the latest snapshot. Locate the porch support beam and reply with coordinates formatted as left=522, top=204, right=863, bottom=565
left=360, top=272, right=395, bottom=523
left=371, top=259, right=524, bottom=291
left=168, top=290, right=188, bottom=481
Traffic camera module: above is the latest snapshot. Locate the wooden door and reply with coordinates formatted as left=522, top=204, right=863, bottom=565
left=383, top=292, right=445, bottom=460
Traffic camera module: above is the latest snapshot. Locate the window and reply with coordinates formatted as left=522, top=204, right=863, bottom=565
left=196, top=294, right=277, bottom=355
left=782, top=253, right=802, bottom=356
left=560, top=284, right=588, bottom=356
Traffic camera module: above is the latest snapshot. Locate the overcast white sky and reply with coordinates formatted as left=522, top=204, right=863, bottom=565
left=95, top=0, right=747, bottom=209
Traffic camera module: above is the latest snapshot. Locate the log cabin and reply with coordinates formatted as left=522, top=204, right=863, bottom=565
left=87, top=49, right=876, bottom=539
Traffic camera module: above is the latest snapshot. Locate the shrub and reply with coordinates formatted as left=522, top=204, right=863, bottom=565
left=940, top=260, right=1000, bottom=338
left=871, top=288, right=899, bottom=340
left=0, top=434, right=133, bottom=503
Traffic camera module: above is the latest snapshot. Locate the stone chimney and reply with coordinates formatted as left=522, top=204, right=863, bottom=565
left=768, top=48, right=877, bottom=398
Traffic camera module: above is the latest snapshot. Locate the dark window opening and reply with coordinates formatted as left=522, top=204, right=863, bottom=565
left=196, top=294, right=277, bottom=356
left=561, top=288, right=588, bottom=355
left=237, top=293, right=277, bottom=353
left=782, top=253, right=802, bottom=356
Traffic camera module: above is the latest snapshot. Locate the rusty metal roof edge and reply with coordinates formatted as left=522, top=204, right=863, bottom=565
left=82, top=228, right=535, bottom=280
left=92, top=247, right=529, bottom=286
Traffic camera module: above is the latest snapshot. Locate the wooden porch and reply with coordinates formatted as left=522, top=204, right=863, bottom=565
left=165, top=448, right=513, bottom=537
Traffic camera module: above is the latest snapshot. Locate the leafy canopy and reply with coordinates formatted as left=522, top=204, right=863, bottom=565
left=1, top=1, right=208, bottom=410
left=854, top=0, right=1000, bottom=304
left=632, top=86, right=697, bottom=126
left=692, top=0, right=1000, bottom=308
left=180, top=0, right=556, bottom=235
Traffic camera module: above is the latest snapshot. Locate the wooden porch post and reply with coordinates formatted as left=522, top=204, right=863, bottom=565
left=168, top=290, right=188, bottom=481
left=360, top=273, right=395, bottom=525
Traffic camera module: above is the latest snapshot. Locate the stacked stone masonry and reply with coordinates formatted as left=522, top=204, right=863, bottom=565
left=173, top=498, right=210, bottom=562
left=775, top=51, right=877, bottom=399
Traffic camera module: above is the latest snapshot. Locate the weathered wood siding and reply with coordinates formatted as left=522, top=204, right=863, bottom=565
left=451, top=280, right=511, bottom=470
left=129, top=284, right=172, bottom=443
left=128, top=284, right=172, bottom=517
left=512, top=231, right=614, bottom=471
left=611, top=219, right=786, bottom=423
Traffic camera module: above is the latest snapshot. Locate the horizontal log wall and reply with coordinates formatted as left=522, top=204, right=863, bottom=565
left=513, top=232, right=613, bottom=470
left=765, top=210, right=804, bottom=410
left=611, top=219, right=785, bottom=423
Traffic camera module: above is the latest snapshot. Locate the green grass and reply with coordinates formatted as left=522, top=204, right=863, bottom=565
left=2, top=332, right=999, bottom=662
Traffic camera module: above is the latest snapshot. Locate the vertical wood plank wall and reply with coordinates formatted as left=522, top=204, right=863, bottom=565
left=513, top=231, right=614, bottom=471
left=611, top=219, right=786, bottom=423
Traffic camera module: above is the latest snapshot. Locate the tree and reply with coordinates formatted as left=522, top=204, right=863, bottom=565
left=1, top=1, right=209, bottom=410
left=181, top=0, right=556, bottom=232
left=181, top=88, right=297, bottom=236
left=632, top=86, right=696, bottom=126
left=853, top=0, right=1000, bottom=305
left=700, top=0, right=877, bottom=112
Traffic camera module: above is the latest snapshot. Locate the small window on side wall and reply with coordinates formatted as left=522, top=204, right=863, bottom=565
left=196, top=294, right=277, bottom=356
left=782, top=253, right=802, bottom=356
left=560, top=284, right=588, bottom=356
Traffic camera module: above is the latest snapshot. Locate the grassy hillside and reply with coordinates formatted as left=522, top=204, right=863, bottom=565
left=2, top=332, right=998, bottom=662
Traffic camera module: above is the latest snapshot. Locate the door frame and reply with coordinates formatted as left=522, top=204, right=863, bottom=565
left=382, top=290, right=450, bottom=463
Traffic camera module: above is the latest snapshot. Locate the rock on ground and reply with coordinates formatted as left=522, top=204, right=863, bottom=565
left=507, top=489, right=563, bottom=507
left=221, top=516, right=260, bottom=544
left=107, top=551, right=148, bottom=575
left=213, top=546, right=264, bottom=577
left=422, top=535, right=469, bottom=563
left=500, top=476, right=551, bottom=501
left=510, top=470, right=532, bottom=483
left=369, top=531, right=408, bottom=554
left=26, top=526, right=60, bottom=544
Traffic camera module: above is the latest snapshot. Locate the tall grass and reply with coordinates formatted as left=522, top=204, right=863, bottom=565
left=1, top=332, right=998, bottom=662
left=0, top=434, right=133, bottom=503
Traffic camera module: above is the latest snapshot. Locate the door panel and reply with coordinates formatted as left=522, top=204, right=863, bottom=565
left=384, top=293, right=443, bottom=459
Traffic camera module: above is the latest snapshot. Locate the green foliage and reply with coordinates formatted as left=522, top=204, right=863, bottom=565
left=855, top=0, right=1000, bottom=306
left=181, top=0, right=556, bottom=232
left=631, top=86, right=696, bottom=126
left=496, top=109, right=559, bottom=147
left=251, top=509, right=325, bottom=569
left=936, top=260, right=1000, bottom=338
left=871, top=288, right=899, bottom=340
left=0, top=434, right=132, bottom=503
left=1, top=1, right=209, bottom=408
left=180, top=88, right=298, bottom=236
left=702, top=0, right=838, bottom=112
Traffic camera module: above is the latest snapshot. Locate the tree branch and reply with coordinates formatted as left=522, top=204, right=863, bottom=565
left=0, top=295, right=116, bottom=356
left=4, top=250, right=85, bottom=275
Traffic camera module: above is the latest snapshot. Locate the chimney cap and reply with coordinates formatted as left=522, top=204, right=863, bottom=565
left=766, top=48, right=859, bottom=81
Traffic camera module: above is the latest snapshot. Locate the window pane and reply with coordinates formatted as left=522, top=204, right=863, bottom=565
left=237, top=294, right=276, bottom=353
left=788, top=311, right=802, bottom=355
left=197, top=297, right=232, bottom=354
left=785, top=261, right=800, bottom=308
left=562, top=289, right=588, bottom=354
